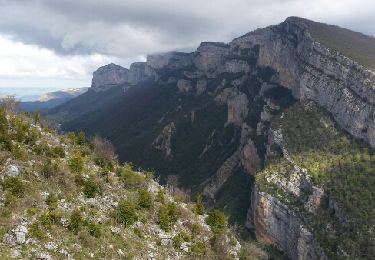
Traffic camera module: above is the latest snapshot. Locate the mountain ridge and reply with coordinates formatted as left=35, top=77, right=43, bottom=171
left=48, top=16, right=375, bottom=259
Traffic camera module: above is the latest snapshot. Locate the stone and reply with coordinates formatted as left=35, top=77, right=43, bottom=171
left=111, top=226, right=121, bottom=235
left=36, top=252, right=52, bottom=260
left=4, top=165, right=19, bottom=177
left=45, top=242, right=58, bottom=251
left=3, top=233, right=16, bottom=247
left=13, top=225, right=28, bottom=244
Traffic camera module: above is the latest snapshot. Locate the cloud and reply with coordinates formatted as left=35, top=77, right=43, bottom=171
left=1, top=0, right=374, bottom=58
left=0, top=0, right=374, bottom=89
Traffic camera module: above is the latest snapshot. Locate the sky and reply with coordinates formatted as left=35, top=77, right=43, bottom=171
left=0, top=0, right=374, bottom=98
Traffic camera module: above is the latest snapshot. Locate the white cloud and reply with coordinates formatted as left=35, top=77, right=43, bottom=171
left=0, top=0, right=374, bottom=90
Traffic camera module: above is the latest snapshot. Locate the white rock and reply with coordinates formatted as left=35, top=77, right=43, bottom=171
left=13, top=225, right=28, bottom=244
left=10, top=249, right=20, bottom=258
left=4, top=165, right=19, bottom=177
left=111, top=226, right=121, bottom=235
left=117, top=249, right=125, bottom=256
left=45, top=241, right=58, bottom=251
left=36, top=252, right=52, bottom=260
left=180, top=242, right=190, bottom=252
left=60, top=218, right=69, bottom=227
left=3, top=233, right=16, bottom=246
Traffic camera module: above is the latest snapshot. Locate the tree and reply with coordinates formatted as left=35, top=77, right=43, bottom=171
left=194, top=194, right=205, bottom=215
left=33, top=111, right=41, bottom=125
left=92, top=135, right=118, bottom=163
left=205, top=209, right=227, bottom=231
left=0, top=95, right=19, bottom=113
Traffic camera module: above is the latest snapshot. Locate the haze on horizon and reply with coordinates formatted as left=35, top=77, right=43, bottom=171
left=0, top=0, right=374, bottom=95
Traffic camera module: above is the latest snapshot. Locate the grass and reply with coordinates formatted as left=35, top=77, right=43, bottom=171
left=302, top=18, right=375, bottom=71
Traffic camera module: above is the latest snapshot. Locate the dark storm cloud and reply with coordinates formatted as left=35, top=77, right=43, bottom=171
left=0, top=0, right=374, bottom=58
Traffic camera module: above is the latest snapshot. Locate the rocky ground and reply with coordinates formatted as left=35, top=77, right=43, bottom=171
left=0, top=107, right=242, bottom=259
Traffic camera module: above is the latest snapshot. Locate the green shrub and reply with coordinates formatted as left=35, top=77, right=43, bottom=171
left=69, top=209, right=83, bottom=234
left=156, top=189, right=166, bottom=204
left=29, top=223, right=47, bottom=239
left=138, top=189, right=153, bottom=209
left=86, top=221, right=102, bottom=238
left=118, top=164, right=146, bottom=189
left=26, top=207, right=40, bottom=217
left=68, top=156, right=84, bottom=174
left=158, top=202, right=181, bottom=231
left=2, top=176, right=25, bottom=197
left=190, top=241, right=208, bottom=257
left=33, top=111, right=41, bottom=124
left=194, top=194, right=205, bottom=215
left=83, top=178, right=101, bottom=198
left=116, top=201, right=138, bottom=227
left=173, top=234, right=184, bottom=249
left=77, top=132, right=86, bottom=145
left=49, top=146, right=65, bottom=158
left=205, top=209, right=227, bottom=231
left=45, top=193, right=58, bottom=211
left=40, top=211, right=61, bottom=227
left=42, top=162, right=59, bottom=178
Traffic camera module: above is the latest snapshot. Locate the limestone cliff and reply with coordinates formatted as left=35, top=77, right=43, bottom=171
left=51, top=17, right=375, bottom=260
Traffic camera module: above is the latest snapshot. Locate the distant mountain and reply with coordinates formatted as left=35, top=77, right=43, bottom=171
left=20, top=88, right=88, bottom=112
left=48, top=17, right=375, bottom=259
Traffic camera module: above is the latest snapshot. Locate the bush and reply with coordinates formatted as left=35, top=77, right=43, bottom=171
left=116, top=201, right=138, bottom=227
left=92, top=135, right=118, bottom=164
left=69, top=209, right=83, bottom=234
left=2, top=176, right=25, bottom=197
left=86, top=221, right=102, bottom=238
left=77, top=132, right=86, bottom=145
left=29, top=223, right=47, bottom=239
left=83, top=178, right=101, bottom=198
left=205, top=209, right=227, bottom=231
left=42, top=162, right=59, bottom=178
left=118, top=164, right=146, bottom=189
left=138, top=189, right=153, bottom=209
left=194, top=194, right=205, bottom=215
left=158, top=202, right=181, bottom=231
left=45, top=193, right=58, bottom=211
left=40, top=211, right=61, bottom=227
left=0, top=95, right=19, bottom=113
left=49, top=146, right=65, bottom=158
left=68, top=156, right=84, bottom=174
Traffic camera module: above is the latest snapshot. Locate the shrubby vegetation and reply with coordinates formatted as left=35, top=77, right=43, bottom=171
left=0, top=99, right=240, bottom=259
left=262, top=102, right=375, bottom=258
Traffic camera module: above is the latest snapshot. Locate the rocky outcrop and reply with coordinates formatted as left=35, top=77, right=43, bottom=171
left=215, top=88, right=249, bottom=126
left=91, top=63, right=130, bottom=92
left=177, top=79, right=193, bottom=93
left=252, top=185, right=328, bottom=260
left=232, top=17, right=375, bottom=147
left=147, top=52, right=193, bottom=70
left=195, top=42, right=230, bottom=76
left=152, top=122, right=176, bottom=159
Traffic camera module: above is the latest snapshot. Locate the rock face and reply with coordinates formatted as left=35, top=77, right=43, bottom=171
left=152, top=122, right=176, bottom=159
left=52, top=17, right=375, bottom=260
left=232, top=17, right=375, bottom=147
left=252, top=186, right=328, bottom=260
left=91, top=62, right=153, bottom=91
left=91, top=63, right=130, bottom=91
